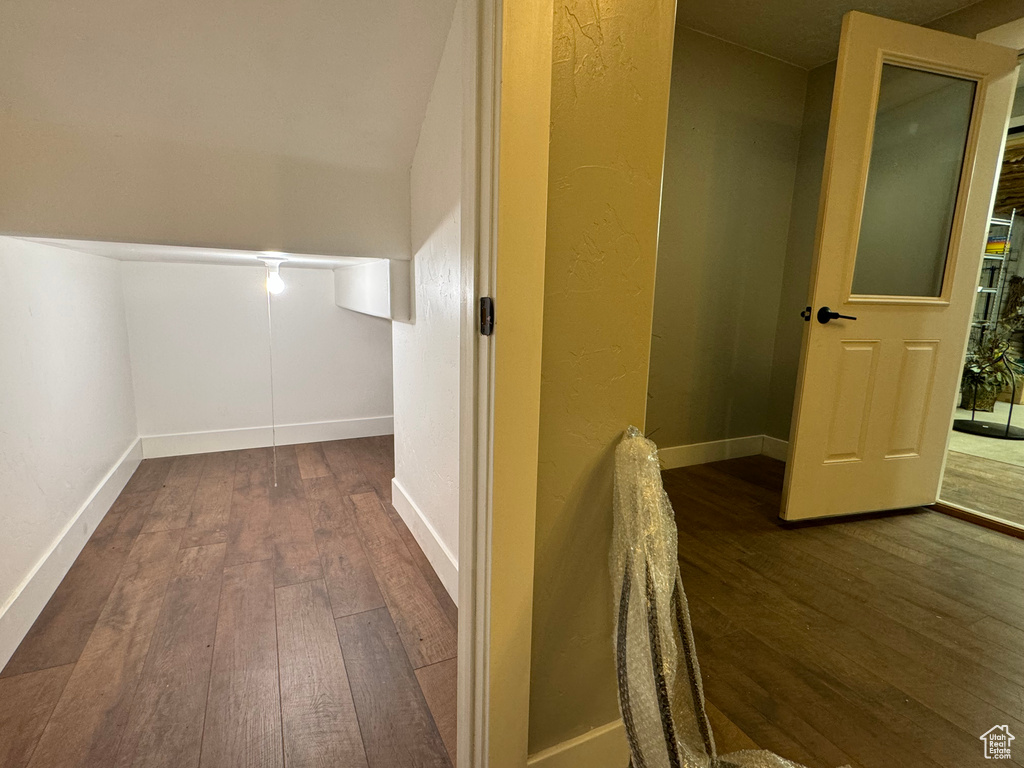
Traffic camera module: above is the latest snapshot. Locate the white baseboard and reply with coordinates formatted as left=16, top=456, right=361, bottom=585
left=140, top=416, right=394, bottom=459
left=658, top=434, right=791, bottom=470
left=391, top=478, right=459, bottom=605
left=527, top=720, right=629, bottom=768
left=0, top=437, right=142, bottom=670
left=659, top=435, right=765, bottom=470
left=761, top=435, right=790, bottom=462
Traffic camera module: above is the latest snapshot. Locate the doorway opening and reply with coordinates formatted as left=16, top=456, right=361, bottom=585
left=0, top=0, right=486, bottom=765
left=940, top=126, right=1024, bottom=532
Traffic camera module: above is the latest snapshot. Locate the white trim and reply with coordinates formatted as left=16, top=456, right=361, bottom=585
left=392, top=478, right=459, bottom=604
left=761, top=435, right=790, bottom=462
left=0, top=437, right=142, bottom=669
left=658, top=435, right=765, bottom=469
left=526, top=720, right=629, bottom=768
left=459, top=0, right=500, bottom=764
left=140, top=416, right=394, bottom=458
left=658, top=435, right=792, bottom=469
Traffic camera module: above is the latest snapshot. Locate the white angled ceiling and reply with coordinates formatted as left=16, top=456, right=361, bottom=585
left=0, top=0, right=456, bottom=172
left=678, top=0, right=983, bottom=69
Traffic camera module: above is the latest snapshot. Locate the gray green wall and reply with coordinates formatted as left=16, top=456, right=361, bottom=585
left=646, top=27, right=807, bottom=448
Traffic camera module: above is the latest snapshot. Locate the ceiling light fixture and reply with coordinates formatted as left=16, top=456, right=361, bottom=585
left=258, top=254, right=287, bottom=295
left=257, top=253, right=287, bottom=487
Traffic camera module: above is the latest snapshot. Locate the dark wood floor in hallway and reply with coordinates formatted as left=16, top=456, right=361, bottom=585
left=0, top=436, right=457, bottom=768
left=664, top=456, right=1024, bottom=768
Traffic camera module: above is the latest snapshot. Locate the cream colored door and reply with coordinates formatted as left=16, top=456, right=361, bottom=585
left=782, top=12, right=1018, bottom=521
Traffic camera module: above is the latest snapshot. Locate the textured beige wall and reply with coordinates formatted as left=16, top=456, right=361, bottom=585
left=646, top=27, right=806, bottom=449
left=528, top=0, right=677, bottom=754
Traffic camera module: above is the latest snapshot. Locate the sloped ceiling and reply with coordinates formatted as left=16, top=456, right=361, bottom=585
left=0, top=0, right=456, bottom=258
left=678, top=0, right=986, bottom=69
left=0, top=0, right=457, bottom=172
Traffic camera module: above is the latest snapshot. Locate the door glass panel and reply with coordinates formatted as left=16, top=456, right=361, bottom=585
left=851, top=64, right=976, bottom=297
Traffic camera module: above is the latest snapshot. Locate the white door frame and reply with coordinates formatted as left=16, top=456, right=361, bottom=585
left=458, top=0, right=499, bottom=764
left=458, top=0, right=553, bottom=766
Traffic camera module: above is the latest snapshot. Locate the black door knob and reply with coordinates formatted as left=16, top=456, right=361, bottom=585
left=817, top=306, right=858, bottom=324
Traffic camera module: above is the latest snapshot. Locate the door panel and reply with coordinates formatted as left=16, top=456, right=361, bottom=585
left=782, top=12, right=1018, bottom=520
left=886, top=341, right=939, bottom=458
left=825, top=341, right=879, bottom=463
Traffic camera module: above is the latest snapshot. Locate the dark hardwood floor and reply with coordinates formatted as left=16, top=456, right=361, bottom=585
left=0, top=436, right=457, bottom=768
left=942, top=450, right=1024, bottom=527
left=664, top=456, right=1024, bottom=768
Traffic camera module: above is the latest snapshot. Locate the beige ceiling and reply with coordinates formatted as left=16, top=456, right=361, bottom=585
left=0, top=0, right=457, bottom=171
left=678, top=0, right=983, bottom=69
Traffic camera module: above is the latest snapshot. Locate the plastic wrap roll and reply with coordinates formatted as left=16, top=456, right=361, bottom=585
left=611, top=426, right=835, bottom=768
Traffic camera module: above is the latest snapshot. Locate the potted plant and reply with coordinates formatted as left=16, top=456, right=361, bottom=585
left=999, top=276, right=1024, bottom=403
left=960, top=330, right=1024, bottom=411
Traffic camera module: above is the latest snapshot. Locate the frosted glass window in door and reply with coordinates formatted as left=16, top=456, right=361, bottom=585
left=851, top=65, right=976, bottom=297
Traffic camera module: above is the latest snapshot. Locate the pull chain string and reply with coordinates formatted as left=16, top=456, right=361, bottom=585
left=265, top=266, right=278, bottom=488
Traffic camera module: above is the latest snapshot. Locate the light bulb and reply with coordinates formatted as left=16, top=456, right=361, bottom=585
left=266, top=270, right=285, bottom=295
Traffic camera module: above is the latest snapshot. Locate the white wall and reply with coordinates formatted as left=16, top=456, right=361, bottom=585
left=646, top=27, right=807, bottom=450
left=0, top=237, right=139, bottom=666
left=122, top=262, right=394, bottom=456
left=333, top=259, right=413, bottom=322
left=391, top=0, right=462, bottom=603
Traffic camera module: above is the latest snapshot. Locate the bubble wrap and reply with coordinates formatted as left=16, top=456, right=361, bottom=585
left=611, top=426, right=822, bottom=768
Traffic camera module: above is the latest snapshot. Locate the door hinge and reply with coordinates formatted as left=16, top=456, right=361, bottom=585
left=480, top=296, right=495, bottom=336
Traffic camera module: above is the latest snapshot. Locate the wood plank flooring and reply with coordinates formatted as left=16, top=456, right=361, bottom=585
left=664, top=456, right=1024, bottom=768
left=941, top=450, right=1024, bottom=527
left=0, top=437, right=457, bottom=768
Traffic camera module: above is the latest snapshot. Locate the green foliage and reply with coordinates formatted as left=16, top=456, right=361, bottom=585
left=963, top=328, right=1024, bottom=394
